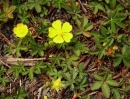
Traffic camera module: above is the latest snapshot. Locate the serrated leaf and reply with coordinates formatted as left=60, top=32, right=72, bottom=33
left=94, top=37, right=102, bottom=49
left=111, top=21, right=116, bottom=32
left=81, top=16, right=88, bottom=28
left=110, top=0, right=116, bottom=9
left=115, top=4, right=124, bottom=11
left=70, top=55, right=79, bottom=61
left=114, top=20, right=125, bottom=28
left=84, top=24, right=93, bottom=31
left=93, top=74, right=104, bottom=81
left=100, top=25, right=107, bottom=37
left=31, top=50, right=38, bottom=56
left=113, top=56, right=122, bottom=67
left=91, top=81, right=103, bottom=90
left=113, top=89, right=120, bottom=99
left=97, top=4, right=105, bottom=11
left=93, top=6, right=98, bottom=14
left=106, top=80, right=119, bottom=86
left=98, top=49, right=105, bottom=59
left=122, top=45, right=130, bottom=59
left=29, top=68, right=34, bottom=79
left=124, top=85, right=130, bottom=92
left=38, top=50, right=44, bottom=56
left=104, top=19, right=110, bottom=25
left=123, top=58, right=130, bottom=67
left=18, top=46, right=28, bottom=51
left=89, top=50, right=101, bottom=55
left=91, top=31, right=103, bottom=38
left=35, top=4, right=41, bottom=13
left=101, top=82, right=110, bottom=98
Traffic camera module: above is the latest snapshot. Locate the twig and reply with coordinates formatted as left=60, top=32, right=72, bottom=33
left=0, top=57, right=46, bottom=66
left=78, top=0, right=87, bottom=14
left=0, top=58, right=11, bottom=68
left=0, top=32, right=11, bottom=45
left=78, top=88, right=91, bottom=96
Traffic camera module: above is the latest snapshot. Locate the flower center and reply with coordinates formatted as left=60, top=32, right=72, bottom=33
left=59, top=32, right=65, bottom=37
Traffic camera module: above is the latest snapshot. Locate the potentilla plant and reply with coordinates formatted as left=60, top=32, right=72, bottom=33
left=5, top=23, right=30, bottom=57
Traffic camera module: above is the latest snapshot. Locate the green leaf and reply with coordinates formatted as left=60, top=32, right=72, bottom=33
left=38, top=50, right=44, bottom=56
left=113, top=56, right=122, bottom=67
left=101, top=82, right=110, bottom=98
left=98, top=49, right=105, bottom=59
left=35, top=4, right=41, bottom=13
left=81, top=16, right=88, bottom=28
left=31, top=50, right=38, bottom=56
left=94, top=37, right=102, bottom=49
left=113, top=89, right=120, bottom=99
left=122, top=45, right=130, bottom=59
left=104, top=19, right=110, bottom=25
left=111, top=21, right=116, bottom=32
left=124, top=85, right=130, bottom=92
left=89, top=50, right=101, bottom=55
left=93, top=74, right=104, bottom=81
left=18, top=46, right=28, bottom=51
left=97, top=3, right=105, bottom=11
left=110, top=0, right=116, bottom=9
left=91, top=31, right=104, bottom=38
left=123, top=58, right=130, bottom=67
left=93, top=6, right=98, bottom=14
left=100, top=25, right=107, bottom=37
left=0, top=77, right=9, bottom=86
left=106, top=80, right=119, bottom=86
left=105, top=0, right=109, bottom=3
left=114, top=20, right=125, bottom=28
left=72, top=69, right=78, bottom=80
left=115, top=4, right=124, bottom=11
left=91, top=81, right=103, bottom=90
left=5, top=97, right=13, bottom=99
left=84, top=24, right=93, bottom=31
left=29, top=68, right=34, bottom=79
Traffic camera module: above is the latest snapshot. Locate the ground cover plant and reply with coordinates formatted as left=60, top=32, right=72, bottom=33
left=0, top=0, right=130, bottom=99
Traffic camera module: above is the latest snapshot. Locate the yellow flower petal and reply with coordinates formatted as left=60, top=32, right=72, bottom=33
left=52, top=20, right=62, bottom=31
left=13, top=27, right=18, bottom=34
left=13, top=23, right=28, bottom=38
left=63, top=33, right=73, bottom=42
left=17, top=23, right=23, bottom=28
left=51, top=78, right=64, bottom=92
left=62, top=22, right=72, bottom=33
left=48, top=20, right=73, bottom=43
left=44, top=96, right=48, bottom=99
left=48, top=27, right=57, bottom=38
left=53, top=35, right=64, bottom=43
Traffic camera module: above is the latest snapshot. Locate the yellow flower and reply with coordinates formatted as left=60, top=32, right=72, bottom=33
left=112, top=45, right=118, bottom=50
left=51, top=78, right=64, bottom=92
left=13, top=23, right=28, bottom=38
left=44, top=96, right=48, bottom=99
left=48, top=20, right=73, bottom=43
left=102, top=42, right=107, bottom=46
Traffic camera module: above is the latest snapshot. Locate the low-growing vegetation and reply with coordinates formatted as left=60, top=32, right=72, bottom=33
left=0, top=0, right=130, bottom=99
